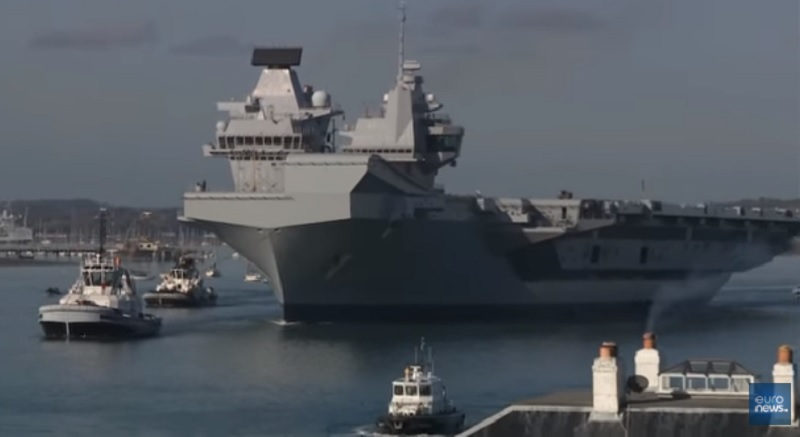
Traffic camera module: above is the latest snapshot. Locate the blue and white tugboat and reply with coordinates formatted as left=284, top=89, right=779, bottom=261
left=38, top=209, right=162, bottom=340
left=376, top=338, right=465, bottom=435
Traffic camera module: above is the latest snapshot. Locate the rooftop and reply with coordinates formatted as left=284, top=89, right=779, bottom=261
left=515, top=390, right=754, bottom=412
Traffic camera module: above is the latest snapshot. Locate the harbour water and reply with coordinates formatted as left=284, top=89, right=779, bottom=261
left=1, top=255, right=799, bottom=436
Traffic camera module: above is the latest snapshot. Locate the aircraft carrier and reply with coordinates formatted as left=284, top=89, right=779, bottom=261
left=181, top=8, right=800, bottom=322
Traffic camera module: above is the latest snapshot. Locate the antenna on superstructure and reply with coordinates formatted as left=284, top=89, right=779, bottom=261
left=397, top=0, right=407, bottom=81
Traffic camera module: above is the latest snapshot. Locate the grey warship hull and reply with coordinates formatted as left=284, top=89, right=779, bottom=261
left=183, top=193, right=796, bottom=322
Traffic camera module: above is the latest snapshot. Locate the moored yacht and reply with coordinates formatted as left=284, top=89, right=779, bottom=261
left=376, top=338, right=465, bottom=435
left=38, top=209, right=162, bottom=340
left=143, top=256, right=217, bottom=307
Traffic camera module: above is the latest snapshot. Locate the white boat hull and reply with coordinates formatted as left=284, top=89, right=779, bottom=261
left=38, top=304, right=161, bottom=339
left=143, top=289, right=217, bottom=308
left=376, top=410, right=466, bottom=435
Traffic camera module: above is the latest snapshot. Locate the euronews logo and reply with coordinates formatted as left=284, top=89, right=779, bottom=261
left=749, top=383, right=791, bottom=426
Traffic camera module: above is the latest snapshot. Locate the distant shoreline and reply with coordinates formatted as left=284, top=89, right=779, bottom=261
left=0, top=258, right=75, bottom=268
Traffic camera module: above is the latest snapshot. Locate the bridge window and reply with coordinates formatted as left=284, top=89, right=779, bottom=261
left=283, top=136, right=293, bottom=148
left=217, top=137, right=225, bottom=148
left=427, top=135, right=460, bottom=152
left=245, top=136, right=254, bottom=146
left=226, top=137, right=235, bottom=148
left=292, top=136, right=301, bottom=148
left=662, top=375, right=684, bottom=390
left=419, top=385, right=432, bottom=396
left=709, top=377, right=729, bottom=391
left=235, top=136, right=244, bottom=146
left=274, top=136, right=282, bottom=146
left=687, top=376, right=707, bottom=390
left=255, top=136, right=264, bottom=146
left=393, top=385, right=403, bottom=395
left=404, top=385, right=418, bottom=396
left=265, top=136, right=273, bottom=146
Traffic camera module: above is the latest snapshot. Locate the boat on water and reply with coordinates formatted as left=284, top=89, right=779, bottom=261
left=143, top=256, right=217, bottom=307
left=205, top=262, right=221, bottom=278
left=0, top=206, right=33, bottom=244
left=244, top=262, right=267, bottom=283
left=37, top=209, right=162, bottom=340
left=244, top=272, right=264, bottom=283
left=376, top=338, right=465, bottom=435
left=180, top=5, right=800, bottom=322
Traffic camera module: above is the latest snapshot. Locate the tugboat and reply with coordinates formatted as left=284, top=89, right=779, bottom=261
left=376, top=338, right=465, bottom=435
left=38, top=209, right=162, bottom=340
left=143, top=256, right=217, bottom=307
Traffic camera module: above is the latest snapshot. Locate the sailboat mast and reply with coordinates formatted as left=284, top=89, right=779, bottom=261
left=97, top=208, right=108, bottom=255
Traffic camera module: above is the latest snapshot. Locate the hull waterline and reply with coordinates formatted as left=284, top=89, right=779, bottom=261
left=143, top=291, right=217, bottom=308
left=38, top=305, right=161, bottom=340
left=376, top=411, right=465, bottom=435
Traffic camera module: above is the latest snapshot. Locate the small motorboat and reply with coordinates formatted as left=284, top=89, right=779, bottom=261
left=204, top=262, right=221, bottom=278
left=244, top=262, right=268, bottom=283
left=38, top=209, right=162, bottom=340
left=376, top=338, right=465, bottom=435
left=143, top=256, right=217, bottom=307
left=244, top=272, right=263, bottom=283
left=45, top=287, right=62, bottom=296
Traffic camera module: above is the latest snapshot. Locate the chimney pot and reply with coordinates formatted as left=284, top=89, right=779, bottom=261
left=599, top=342, right=618, bottom=359
left=643, top=332, right=657, bottom=349
left=778, top=345, right=793, bottom=364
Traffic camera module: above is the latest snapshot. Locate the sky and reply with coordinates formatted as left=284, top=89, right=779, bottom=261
left=0, top=0, right=797, bottom=206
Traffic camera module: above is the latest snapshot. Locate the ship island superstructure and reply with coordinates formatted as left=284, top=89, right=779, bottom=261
left=182, top=7, right=800, bottom=322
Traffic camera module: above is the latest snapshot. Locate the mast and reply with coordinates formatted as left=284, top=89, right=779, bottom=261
left=97, top=208, right=108, bottom=255
left=397, top=0, right=406, bottom=81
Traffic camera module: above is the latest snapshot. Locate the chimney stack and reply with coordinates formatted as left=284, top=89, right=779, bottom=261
left=772, top=345, right=797, bottom=425
left=591, top=341, right=623, bottom=421
left=635, top=332, right=661, bottom=392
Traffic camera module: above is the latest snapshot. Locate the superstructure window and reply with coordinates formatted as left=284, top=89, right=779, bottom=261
left=419, top=385, right=431, bottom=396
left=217, top=137, right=225, bottom=148
left=255, top=137, right=264, bottom=146
left=226, top=137, right=235, bottom=148
left=245, top=137, right=254, bottom=146
left=265, top=136, right=273, bottom=146
left=405, top=385, right=418, bottom=396
left=393, top=385, right=403, bottom=395
left=639, top=247, right=649, bottom=265
left=292, top=136, right=301, bottom=148
left=590, top=245, right=601, bottom=264
left=274, top=136, right=282, bottom=146
left=236, top=136, right=244, bottom=146
left=283, top=136, right=293, bottom=148
left=561, top=207, right=567, bottom=220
